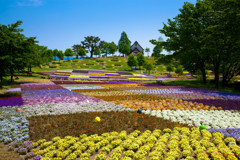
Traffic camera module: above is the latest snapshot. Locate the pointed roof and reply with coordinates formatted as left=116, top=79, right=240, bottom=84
left=130, top=41, right=144, bottom=51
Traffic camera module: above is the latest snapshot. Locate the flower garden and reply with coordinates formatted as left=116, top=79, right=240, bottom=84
left=0, top=69, right=240, bottom=160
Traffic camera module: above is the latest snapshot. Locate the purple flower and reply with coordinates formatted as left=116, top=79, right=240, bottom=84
left=25, top=152, right=34, bottom=159
left=33, top=155, right=43, bottom=160
left=0, top=98, right=23, bottom=107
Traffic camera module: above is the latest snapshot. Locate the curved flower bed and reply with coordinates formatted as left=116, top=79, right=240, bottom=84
left=142, top=109, right=240, bottom=130
left=8, top=127, right=240, bottom=160
left=0, top=98, right=24, bottom=107
left=208, top=128, right=240, bottom=139
left=0, top=106, right=29, bottom=144
left=22, top=89, right=85, bottom=99
left=22, top=95, right=102, bottom=105
left=22, top=102, right=135, bottom=117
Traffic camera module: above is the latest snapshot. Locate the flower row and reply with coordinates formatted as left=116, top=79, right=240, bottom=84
left=0, top=106, right=30, bottom=144
left=142, top=109, right=240, bottom=130
left=9, top=127, right=240, bottom=160
left=21, top=102, right=135, bottom=117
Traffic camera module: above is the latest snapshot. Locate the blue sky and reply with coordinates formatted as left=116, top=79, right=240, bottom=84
left=0, top=0, right=196, bottom=56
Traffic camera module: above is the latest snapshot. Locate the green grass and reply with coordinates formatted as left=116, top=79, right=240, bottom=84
left=32, top=57, right=154, bottom=73
left=164, top=79, right=240, bottom=94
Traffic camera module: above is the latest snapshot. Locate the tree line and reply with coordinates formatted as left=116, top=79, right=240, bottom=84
left=151, top=0, right=240, bottom=88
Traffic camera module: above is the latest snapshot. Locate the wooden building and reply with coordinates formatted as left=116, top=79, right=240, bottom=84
left=130, top=41, right=144, bottom=56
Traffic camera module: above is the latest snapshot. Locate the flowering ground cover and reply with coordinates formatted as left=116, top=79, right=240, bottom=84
left=1, top=70, right=240, bottom=160
left=27, top=111, right=191, bottom=142
left=47, top=69, right=194, bottom=81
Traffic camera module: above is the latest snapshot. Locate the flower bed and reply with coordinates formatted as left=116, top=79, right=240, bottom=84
left=9, top=127, right=240, bottom=160
left=0, top=106, right=29, bottom=144
left=142, top=109, right=240, bottom=130
left=22, top=102, right=134, bottom=117
left=27, top=111, right=191, bottom=141
left=0, top=98, right=24, bottom=107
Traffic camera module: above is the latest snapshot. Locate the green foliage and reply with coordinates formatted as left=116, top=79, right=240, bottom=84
left=101, top=42, right=117, bottom=57
left=136, top=52, right=146, bottom=70
left=127, top=54, right=137, bottom=69
left=57, top=50, right=64, bottom=62
left=118, top=31, right=130, bottom=56
left=149, top=37, right=163, bottom=58
left=166, top=64, right=174, bottom=74
left=145, top=47, right=150, bottom=57
left=81, top=36, right=104, bottom=58
left=64, top=48, right=74, bottom=61
left=94, top=49, right=101, bottom=57
left=158, top=0, right=240, bottom=87
left=175, top=66, right=184, bottom=76
left=53, top=49, right=58, bottom=60
left=77, top=48, right=86, bottom=57
left=143, top=61, right=154, bottom=74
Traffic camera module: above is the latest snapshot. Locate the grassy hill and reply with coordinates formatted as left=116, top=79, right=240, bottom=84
left=33, top=56, right=167, bottom=75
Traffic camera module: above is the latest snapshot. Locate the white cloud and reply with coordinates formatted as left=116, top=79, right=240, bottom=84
left=17, top=0, right=43, bottom=7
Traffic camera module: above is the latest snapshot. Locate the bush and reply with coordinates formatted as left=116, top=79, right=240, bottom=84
left=72, top=60, right=78, bottom=62
left=49, top=65, right=57, bottom=68
left=96, top=59, right=104, bottom=62
left=52, top=62, right=61, bottom=64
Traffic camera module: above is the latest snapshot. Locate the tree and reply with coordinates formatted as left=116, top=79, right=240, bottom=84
left=94, top=48, right=101, bottom=57
left=166, top=64, right=174, bottom=74
left=136, top=52, right=146, bottom=70
left=81, top=36, right=104, bottom=58
left=53, top=49, right=58, bottom=61
left=118, top=31, right=130, bottom=57
left=22, top=37, right=40, bottom=74
left=72, top=44, right=82, bottom=59
left=57, top=50, right=64, bottom=62
left=64, top=48, right=74, bottom=61
left=145, top=48, right=150, bottom=57
left=0, top=20, right=28, bottom=82
left=143, top=61, right=154, bottom=74
left=159, top=2, right=208, bottom=84
left=77, top=48, right=86, bottom=57
left=101, top=42, right=117, bottom=57
left=108, top=42, right=117, bottom=56
left=175, top=66, right=184, bottom=77
left=150, top=37, right=163, bottom=58
left=127, top=54, right=137, bottom=70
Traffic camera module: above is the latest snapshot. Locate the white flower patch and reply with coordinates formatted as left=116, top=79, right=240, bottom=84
left=0, top=106, right=29, bottom=144
left=59, top=84, right=105, bottom=91
left=22, top=101, right=136, bottom=117
left=6, top=88, right=21, bottom=92
left=142, top=109, right=240, bottom=129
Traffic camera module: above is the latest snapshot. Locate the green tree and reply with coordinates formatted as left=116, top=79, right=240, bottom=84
left=94, top=48, right=101, bottom=57
left=0, top=20, right=27, bottom=82
left=150, top=37, right=163, bottom=58
left=77, top=48, right=86, bottom=57
left=159, top=2, right=208, bottom=84
left=175, top=66, right=184, bottom=77
left=101, top=42, right=117, bottom=57
left=145, top=47, right=150, bottom=57
left=136, top=52, right=146, bottom=70
left=22, top=37, right=40, bottom=74
left=166, top=64, right=174, bottom=74
left=72, top=44, right=82, bottom=59
left=57, top=50, right=64, bottom=62
left=127, top=54, right=137, bottom=70
left=64, top=48, right=74, bottom=61
left=143, top=61, right=154, bottom=74
left=108, top=42, right=117, bottom=56
left=53, top=49, right=58, bottom=61
left=81, top=36, right=104, bottom=58
left=118, top=31, right=130, bottom=57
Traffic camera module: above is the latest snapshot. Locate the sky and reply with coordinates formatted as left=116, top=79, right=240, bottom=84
left=0, top=0, right=197, bottom=56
